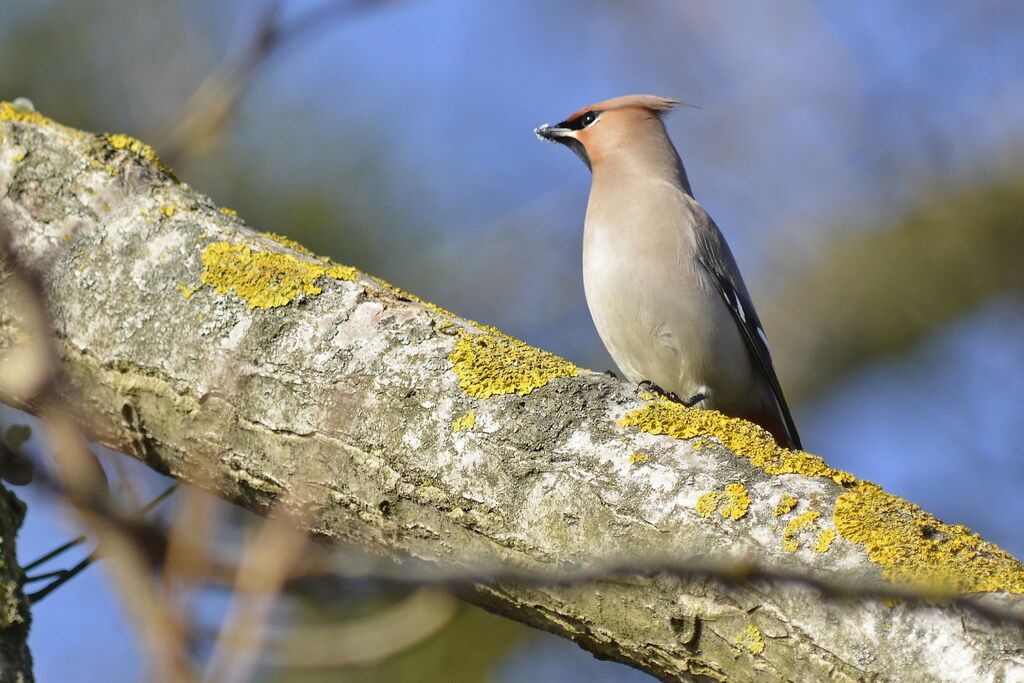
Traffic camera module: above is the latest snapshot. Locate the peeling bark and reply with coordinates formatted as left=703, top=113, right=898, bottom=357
left=2, top=104, right=1023, bottom=682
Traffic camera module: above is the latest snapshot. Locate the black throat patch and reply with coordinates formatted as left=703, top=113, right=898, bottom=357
left=561, top=137, right=591, bottom=170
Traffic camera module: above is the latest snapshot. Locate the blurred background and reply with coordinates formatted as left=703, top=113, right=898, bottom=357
left=2, top=0, right=1024, bottom=680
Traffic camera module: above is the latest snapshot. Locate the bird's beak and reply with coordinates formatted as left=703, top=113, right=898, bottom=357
left=534, top=124, right=574, bottom=143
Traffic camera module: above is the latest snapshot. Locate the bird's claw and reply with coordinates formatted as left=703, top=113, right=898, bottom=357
left=638, top=381, right=706, bottom=408
left=681, top=392, right=706, bottom=408
left=637, top=380, right=679, bottom=402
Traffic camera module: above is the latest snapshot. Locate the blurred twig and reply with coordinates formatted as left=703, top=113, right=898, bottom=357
left=203, top=497, right=314, bottom=683
left=160, top=0, right=401, bottom=168
left=24, top=483, right=178, bottom=603
left=277, top=588, right=459, bottom=669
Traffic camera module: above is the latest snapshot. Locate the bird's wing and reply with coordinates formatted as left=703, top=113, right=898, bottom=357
left=693, top=217, right=803, bottom=450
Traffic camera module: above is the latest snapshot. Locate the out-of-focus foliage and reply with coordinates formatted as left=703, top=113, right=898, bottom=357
left=769, top=169, right=1024, bottom=401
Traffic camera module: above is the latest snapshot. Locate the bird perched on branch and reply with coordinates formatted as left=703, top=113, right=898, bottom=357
left=535, top=94, right=802, bottom=450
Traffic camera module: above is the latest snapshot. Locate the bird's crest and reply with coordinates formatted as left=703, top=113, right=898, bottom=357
left=568, top=94, right=687, bottom=120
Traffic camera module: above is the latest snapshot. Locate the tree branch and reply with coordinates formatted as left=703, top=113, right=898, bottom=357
left=2, top=102, right=1024, bottom=682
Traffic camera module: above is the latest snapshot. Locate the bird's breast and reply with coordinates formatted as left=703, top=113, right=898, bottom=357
left=581, top=189, right=750, bottom=404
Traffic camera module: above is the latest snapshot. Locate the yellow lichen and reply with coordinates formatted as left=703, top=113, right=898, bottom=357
left=629, top=452, right=648, bottom=466
left=12, top=150, right=25, bottom=162
left=103, top=132, right=174, bottom=175
left=198, top=242, right=358, bottom=309
left=733, top=624, right=764, bottom=655
left=1, top=100, right=87, bottom=141
left=219, top=207, right=238, bottom=217
left=782, top=510, right=820, bottom=553
left=774, top=493, right=798, bottom=516
left=813, top=528, right=836, bottom=554
left=619, top=399, right=856, bottom=485
left=720, top=482, right=750, bottom=521
left=616, top=398, right=1024, bottom=592
left=449, top=327, right=578, bottom=399
left=0, top=101, right=53, bottom=126
left=176, top=283, right=195, bottom=300
left=835, top=483, right=1024, bottom=595
left=159, top=205, right=176, bottom=218
left=450, top=411, right=476, bottom=433
left=264, top=232, right=316, bottom=256
left=695, top=491, right=721, bottom=519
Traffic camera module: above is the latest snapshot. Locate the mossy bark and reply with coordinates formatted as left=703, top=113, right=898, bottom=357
left=2, top=106, right=1024, bottom=682
left=0, top=483, right=32, bottom=682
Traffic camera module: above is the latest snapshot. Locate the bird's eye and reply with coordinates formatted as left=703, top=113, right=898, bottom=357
left=580, top=112, right=597, bottom=126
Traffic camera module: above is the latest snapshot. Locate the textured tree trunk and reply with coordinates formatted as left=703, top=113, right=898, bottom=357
left=2, top=102, right=1023, bottom=682
left=0, top=481, right=32, bottom=682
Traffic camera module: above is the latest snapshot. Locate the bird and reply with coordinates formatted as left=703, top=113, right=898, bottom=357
left=534, top=94, right=802, bottom=450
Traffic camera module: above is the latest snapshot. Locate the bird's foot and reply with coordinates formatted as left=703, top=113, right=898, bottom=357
left=681, top=392, right=706, bottom=408
left=638, top=381, right=706, bottom=408
left=637, top=380, right=680, bottom=402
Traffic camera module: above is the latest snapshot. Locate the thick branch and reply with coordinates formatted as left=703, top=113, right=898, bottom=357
left=2, top=103, right=1023, bottom=682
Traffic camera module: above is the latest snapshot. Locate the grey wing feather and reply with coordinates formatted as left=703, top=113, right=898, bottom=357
left=693, top=216, right=803, bottom=450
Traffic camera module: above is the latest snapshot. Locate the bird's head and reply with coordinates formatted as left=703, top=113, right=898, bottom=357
left=534, top=94, right=683, bottom=171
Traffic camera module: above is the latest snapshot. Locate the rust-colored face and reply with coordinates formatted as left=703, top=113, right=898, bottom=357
left=534, top=106, right=602, bottom=169
left=535, top=95, right=681, bottom=171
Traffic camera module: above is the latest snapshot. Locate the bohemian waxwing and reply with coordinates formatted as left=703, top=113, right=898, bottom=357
left=535, top=94, right=802, bottom=450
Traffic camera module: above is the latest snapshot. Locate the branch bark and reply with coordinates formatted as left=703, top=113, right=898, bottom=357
left=0, top=479, right=32, bottom=682
left=2, top=102, right=1024, bottom=682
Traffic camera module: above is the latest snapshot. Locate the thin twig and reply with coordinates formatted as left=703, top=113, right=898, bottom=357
left=160, top=0, right=402, bottom=168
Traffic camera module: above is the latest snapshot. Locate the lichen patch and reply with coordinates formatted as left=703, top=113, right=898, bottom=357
left=198, top=241, right=359, bottom=309
left=695, top=483, right=749, bottom=521
left=449, top=327, right=578, bottom=399
left=619, top=399, right=856, bottom=486
left=1, top=101, right=54, bottom=127
left=451, top=411, right=477, bottom=433
left=695, top=490, right=721, bottom=519
left=813, top=528, right=836, bottom=554
left=835, top=484, right=1024, bottom=595
left=782, top=511, right=820, bottom=553
left=102, top=132, right=174, bottom=176
left=733, top=624, right=765, bottom=655
left=774, top=493, right=798, bottom=516
left=720, top=483, right=750, bottom=520
left=617, top=398, right=1024, bottom=592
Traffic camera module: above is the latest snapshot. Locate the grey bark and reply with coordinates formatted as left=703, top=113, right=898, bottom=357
left=2, top=105, right=1023, bottom=682
left=0, top=480, right=32, bottom=682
